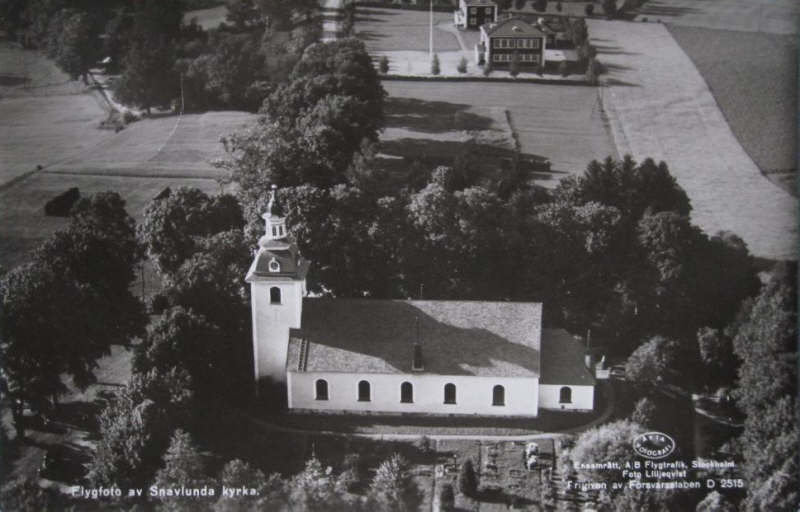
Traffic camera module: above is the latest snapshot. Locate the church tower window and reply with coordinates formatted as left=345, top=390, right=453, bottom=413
left=270, top=287, right=281, bottom=304
left=315, top=379, right=328, bottom=400
left=492, top=385, right=505, bottom=406
left=400, top=382, right=413, bottom=403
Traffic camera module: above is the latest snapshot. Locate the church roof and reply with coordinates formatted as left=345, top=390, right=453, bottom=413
left=245, top=241, right=309, bottom=282
left=287, top=299, right=542, bottom=377
left=539, top=328, right=595, bottom=386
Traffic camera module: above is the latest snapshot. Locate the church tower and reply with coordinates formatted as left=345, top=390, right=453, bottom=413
left=245, top=186, right=309, bottom=391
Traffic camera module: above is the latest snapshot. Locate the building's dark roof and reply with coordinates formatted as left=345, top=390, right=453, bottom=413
left=245, top=241, right=309, bottom=281
left=484, top=17, right=545, bottom=38
left=287, top=299, right=541, bottom=377
left=539, top=329, right=595, bottom=386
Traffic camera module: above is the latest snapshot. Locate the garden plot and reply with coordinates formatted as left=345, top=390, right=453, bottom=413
left=383, top=81, right=616, bottom=187
left=589, top=19, right=797, bottom=261
left=668, top=25, right=797, bottom=195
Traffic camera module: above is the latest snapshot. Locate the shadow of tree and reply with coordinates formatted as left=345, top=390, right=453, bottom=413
left=385, top=97, right=495, bottom=133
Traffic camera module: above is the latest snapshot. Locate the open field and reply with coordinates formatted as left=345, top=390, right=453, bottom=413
left=589, top=19, right=797, bottom=261
left=383, top=80, right=616, bottom=186
left=0, top=43, right=115, bottom=186
left=0, top=173, right=222, bottom=270
left=636, top=0, right=799, bottom=35
left=184, top=5, right=228, bottom=30
left=668, top=25, right=797, bottom=195
left=356, top=7, right=461, bottom=53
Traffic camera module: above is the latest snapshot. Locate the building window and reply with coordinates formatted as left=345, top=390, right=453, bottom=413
left=316, top=379, right=328, bottom=400
left=492, top=385, right=505, bottom=406
left=493, top=38, right=501, bottom=48
left=358, top=380, right=371, bottom=402
left=444, top=383, right=456, bottom=404
left=485, top=7, right=492, bottom=14
left=401, top=382, right=413, bottom=403
left=531, top=55, right=539, bottom=64
left=469, top=16, right=476, bottom=25
left=559, top=386, right=572, bottom=404
left=532, top=38, right=540, bottom=49
left=469, top=6, right=476, bottom=13
left=269, top=286, right=281, bottom=304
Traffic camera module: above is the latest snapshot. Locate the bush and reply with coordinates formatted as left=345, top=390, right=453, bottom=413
left=457, top=56, right=468, bottom=74
left=515, top=0, right=527, bottom=10
left=439, top=483, right=455, bottom=511
left=431, top=53, right=440, bottom=75
left=556, top=1, right=563, bottom=12
left=44, top=187, right=81, bottom=217
left=483, top=63, right=493, bottom=76
left=379, top=55, right=389, bottom=74
left=558, top=60, right=569, bottom=77
left=458, top=458, right=478, bottom=497
left=585, top=3, right=595, bottom=15
left=533, top=0, right=547, bottom=12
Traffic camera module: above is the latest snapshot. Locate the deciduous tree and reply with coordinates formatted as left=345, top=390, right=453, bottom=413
left=367, top=454, right=421, bottom=512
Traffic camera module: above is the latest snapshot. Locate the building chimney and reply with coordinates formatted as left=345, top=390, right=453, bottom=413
left=412, top=316, right=424, bottom=371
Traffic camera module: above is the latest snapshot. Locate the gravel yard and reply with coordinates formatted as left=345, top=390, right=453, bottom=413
left=589, top=19, right=797, bottom=261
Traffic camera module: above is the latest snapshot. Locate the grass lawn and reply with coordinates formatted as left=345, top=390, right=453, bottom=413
left=382, top=80, right=615, bottom=187
left=635, top=0, right=799, bottom=35
left=356, top=7, right=461, bottom=52
left=668, top=25, right=797, bottom=196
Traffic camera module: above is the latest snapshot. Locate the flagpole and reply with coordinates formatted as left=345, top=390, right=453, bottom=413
left=429, top=0, right=433, bottom=61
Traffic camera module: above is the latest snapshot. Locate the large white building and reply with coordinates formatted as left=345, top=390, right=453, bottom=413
left=246, top=188, right=594, bottom=417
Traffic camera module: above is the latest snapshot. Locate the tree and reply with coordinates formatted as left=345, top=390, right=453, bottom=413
left=457, top=56, right=467, bottom=74
left=695, top=491, right=736, bottom=512
left=569, top=420, right=644, bottom=485
left=222, top=38, right=386, bottom=194
left=287, top=457, right=352, bottom=511
left=115, top=35, right=178, bottom=113
left=458, top=458, right=478, bottom=497
left=515, top=0, right=527, bottom=10
left=367, top=454, right=421, bottom=512
left=379, top=55, right=389, bottom=74
left=139, top=188, right=244, bottom=277
left=1, top=192, right=145, bottom=433
left=431, top=53, right=440, bottom=75
left=602, top=0, right=617, bottom=18
left=696, top=327, right=738, bottom=387
left=154, top=429, right=214, bottom=512
left=624, top=336, right=680, bottom=387
left=732, top=266, right=798, bottom=511
left=533, top=0, right=547, bottom=12
left=225, top=0, right=261, bottom=30
left=54, top=10, right=94, bottom=82
left=630, top=396, right=658, bottom=428
left=439, top=483, right=455, bottom=511
left=585, top=3, right=594, bottom=16
left=87, top=368, right=193, bottom=490
left=596, top=488, right=672, bottom=511
left=254, top=0, right=317, bottom=30
left=134, top=307, right=227, bottom=398
left=215, top=459, right=269, bottom=511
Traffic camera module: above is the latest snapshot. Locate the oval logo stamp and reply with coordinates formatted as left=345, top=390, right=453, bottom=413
left=633, top=432, right=676, bottom=459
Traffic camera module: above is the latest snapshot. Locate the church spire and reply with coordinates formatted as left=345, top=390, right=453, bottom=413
left=259, top=185, right=287, bottom=247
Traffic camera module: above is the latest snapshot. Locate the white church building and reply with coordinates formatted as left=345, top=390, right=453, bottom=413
left=246, top=188, right=595, bottom=417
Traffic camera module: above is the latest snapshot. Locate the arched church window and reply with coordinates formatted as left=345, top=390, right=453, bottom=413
left=400, top=382, right=413, bottom=403
left=444, top=383, right=456, bottom=404
left=358, top=380, right=371, bottom=402
left=492, top=385, right=505, bottom=406
left=559, top=386, right=572, bottom=404
left=315, top=379, right=328, bottom=400
left=270, top=287, right=281, bottom=304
